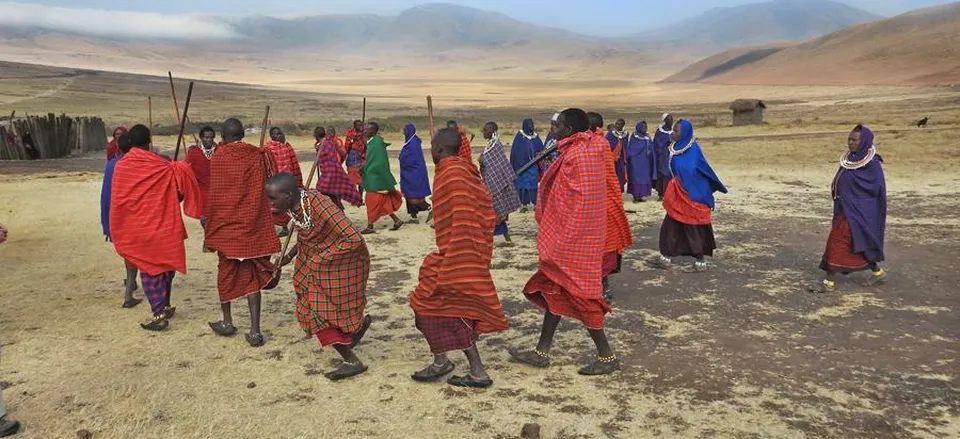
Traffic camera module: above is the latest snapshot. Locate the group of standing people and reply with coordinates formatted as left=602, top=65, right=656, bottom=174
left=93, top=105, right=889, bottom=389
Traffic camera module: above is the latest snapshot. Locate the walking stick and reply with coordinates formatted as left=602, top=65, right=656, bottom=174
left=426, top=95, right=436, bottom=138
left=168, top=72, right=200, bottom=145
left=148, top=96, right=153, bottom=148
left=266, top=122, right=323, bottom=291
left=172, top=82, right=194, bottom=161
left=361, top=97, right=367, bottom=126
left=514, top=140, right=559, bottom=179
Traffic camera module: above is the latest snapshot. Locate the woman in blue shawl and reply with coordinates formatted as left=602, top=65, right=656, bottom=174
left=398, top=123, right=432, bottom=223
left=626, top=121, right=656, bottom=202
left=651, top=119, right=727, bottom=273
left=100, top=132, right=141, bottom=307
left=510, top=118, right=543, bottom=209
left=814, top=125, right=887, bottom=293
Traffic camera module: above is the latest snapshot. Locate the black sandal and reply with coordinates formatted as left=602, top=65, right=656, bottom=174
left=390, top=221, right=404, bottom=231
left=0, top=419, right=21, bottom=437
left=447, top=374, right=493, bottom=389
left=508, top=348, right=550, bottom=368
left=208, top=321, right=238, bottom=337
left=411, top=361, right=455, bottom=382
left=140, top=316, right=169, bottom=332
left=578, top=356, right=621, bottom=376
left=246, top=333, right=265, bottom=347
left=350, top=315, right=372, bottom=348
left=122, top=297, right=143, bottom=309
left=325, top=362, right=368, bottom=381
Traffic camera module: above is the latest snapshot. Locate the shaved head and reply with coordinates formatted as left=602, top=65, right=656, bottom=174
left=587, top=112, right=604, bottom=131
left=431, top=127, right=462, bottom=164
left=223, top=118, right=244, bottom=143
left=265, top=172, right=301, bottom=213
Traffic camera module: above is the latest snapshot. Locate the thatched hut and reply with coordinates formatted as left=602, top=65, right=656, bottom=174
left=730, top=99, right=766, bottom=126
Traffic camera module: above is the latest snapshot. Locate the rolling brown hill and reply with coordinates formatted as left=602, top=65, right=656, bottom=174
left=664, top=2, right=960, bottom=86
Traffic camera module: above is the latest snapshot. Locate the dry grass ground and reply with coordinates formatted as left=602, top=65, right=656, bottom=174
left=1, top=69, right=959, bottom=438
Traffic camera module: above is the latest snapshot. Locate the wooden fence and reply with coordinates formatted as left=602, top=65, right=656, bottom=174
left=0, top=114, right=107, bottom=160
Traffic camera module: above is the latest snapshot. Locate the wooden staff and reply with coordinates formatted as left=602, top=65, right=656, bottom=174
left=427, top=95, right=436, bottom=138
left=515, top=141, right=558, bottom=178
left=148, top=96, right=153, bottom=148
left=168, top=72, right=199, bottom=144
left=361, top=97, right=367, bottom=126
left=172, top=82, right=194, bottom=161
left=258, top=105, right=271, bottom=147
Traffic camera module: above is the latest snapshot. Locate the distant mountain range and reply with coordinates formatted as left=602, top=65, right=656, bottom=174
left=629, top=0, right=881, bottom=48
left=665, top=2, right=960, bottom=85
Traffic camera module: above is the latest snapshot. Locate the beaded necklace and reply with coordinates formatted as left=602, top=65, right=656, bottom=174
left=517, top=131, right=538, bottom=141
left=289, top=191, right=312, bottom=230
left=839, top=145, right=876, bottom=170
left=612, top=130, right=627, bottom=140
left=670, top=138, right=698, bottom=157
left=201, top=145, right=216, bottom=160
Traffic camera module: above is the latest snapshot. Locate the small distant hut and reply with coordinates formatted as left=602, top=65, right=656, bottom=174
left=0, top=114, right=107, bottom=160
left=730, top=99, right=766, bottom=126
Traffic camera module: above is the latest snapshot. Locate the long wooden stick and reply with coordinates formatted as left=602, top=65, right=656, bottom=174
left=361, top=97, right=367, bottom=126
left=173, top=82, right=194, bottom=161
left=148, top=96, right=153, bottom=148
left=258, top=105, right=271, bottom=147
left=168, top=72, right=199, bottom=144
left=427, top=95, right=435, bottom=138
left=274, top=144, right=323, bottom=271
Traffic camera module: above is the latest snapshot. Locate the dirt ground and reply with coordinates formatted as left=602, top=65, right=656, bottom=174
left=1, top=91, right=959, bottom=439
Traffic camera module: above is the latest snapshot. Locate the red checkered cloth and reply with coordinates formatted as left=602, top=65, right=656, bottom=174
left=414, top=315, right=477, bottom=354
left=293, top=191, right=370, bottom=338
left=479, top=139, right=522, bottom=220
left=110, top=147, right=203, bottom=276
left=457, top=128, right=474, bottom=163
left=593, top=130, right=633, bottom=254
left=410, top=156, right=508, bottom=335
left=663, top=178, right=712, bottom=225
left=315, top=139, right=363, bottom=207
left=266, top=140, right=303, bottom=226
left=523, top=131, right=610, bottom=328
left=217, top=254, right=274, bottom=303
left=204, top=142, right=281, bottom=259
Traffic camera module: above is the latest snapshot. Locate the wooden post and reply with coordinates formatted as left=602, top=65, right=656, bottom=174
left=173, top=82, right=195, bottom=161
left=427, top=95, right=436, bottom=138
left=148, top=96, right=153, bottom=148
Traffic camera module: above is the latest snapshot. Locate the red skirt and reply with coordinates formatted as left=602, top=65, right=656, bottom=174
left=365, top=191, right=403, bottom=224
left=415, top=315, right=477, bottom=354
left=217, top=254, right=274, bottom=303
left=523, top=271, right=610, bottom=330
left=315, top=328, right=352, bottom=347
left=820, top=213, right=870, bottom=273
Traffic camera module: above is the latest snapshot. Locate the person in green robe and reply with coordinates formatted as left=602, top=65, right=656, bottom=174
left=360, top=122, right=405, bottom=234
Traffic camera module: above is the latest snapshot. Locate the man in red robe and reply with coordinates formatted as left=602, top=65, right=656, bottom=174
left=409, top=128, right=508, bottom=388
left=509, top=109, right=620, bottom=376
left=588, top=112, right=634, bottom=303
left=185, top=126, right=217, bottom=227
left=344, top=120, right=366, bottom=199
left=110, top=125, right=203, bottom=331
left=105, top=126, right=127, bottom=160
left=446, top=120, right=475, bottom=164
left=325, top=126, right=346, bottom=161
left=204, top=118, right=281, bottom=347
left=266, top=127, right=303, bottom=237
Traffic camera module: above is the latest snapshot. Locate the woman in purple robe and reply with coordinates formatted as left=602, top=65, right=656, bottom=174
left=652, top=113, right=674, bottom=201
left=814, top=125, right=887, bottom=293
left=398, top=123, right=432, bottom=223
left=626, top=121, right=656, bottom=202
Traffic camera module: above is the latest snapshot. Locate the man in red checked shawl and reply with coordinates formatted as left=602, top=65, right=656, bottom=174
left=185, top=126, right=217, bottom=227
left=589, top=112, right=634, bottom=303
left=313, top=126, right=362, bottom=210
left=204, top=118, right=281, bottom=347
left=110, top=125, right=203, bottom=331
left=269, top=173, right=372, bottom=381
left=509, top=109, right=620, bottom=376
left=344, top=119, right=366, bottom=199
left=266, top=127, right=303, bottom=237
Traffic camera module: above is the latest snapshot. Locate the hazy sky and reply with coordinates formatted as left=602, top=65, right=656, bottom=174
left=4, top=0, right=954, bottom=37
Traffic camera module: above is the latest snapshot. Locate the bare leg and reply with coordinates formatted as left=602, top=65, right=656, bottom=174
left=587, top=328, right=614, bottom=358
left=221, top=301, right=233, bottom=326
left=247, top=292, right=262, bottom=335
left=536, top=312, right=561, bottom=353
left=333, top=344, right=361, bottom=364
left=463, top=345, right=489, bottom=379
left=124, top=267, right=138, bottom=300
